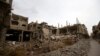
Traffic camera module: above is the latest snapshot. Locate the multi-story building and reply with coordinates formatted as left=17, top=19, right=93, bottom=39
left=28, top=22, right=38, bottom=32
left=28, top=22, right=52, bottom=41
left=10, top=13, right=28, bottom=30
left=0, top=0, right=31, bottom=42
left=28, top=22, right=44, bottom=40
left=6, top=13, right=31, bottom=42
left=92, top=21, right=100, bottom=39
left=52, top=23, right=89, bottom=38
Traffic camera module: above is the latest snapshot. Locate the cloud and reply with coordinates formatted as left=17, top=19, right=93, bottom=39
left=12, top=0, right=100, bottom=34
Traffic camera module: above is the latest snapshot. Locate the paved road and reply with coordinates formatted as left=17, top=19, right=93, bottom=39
left=88, top=40, right=100, bottom=56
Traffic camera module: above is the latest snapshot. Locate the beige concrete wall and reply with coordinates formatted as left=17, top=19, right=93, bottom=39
left=42, top=28, right=50, bottom=38
left=18, top=19, right=28, bottom=30
left=10, top=14, right=28, bottom=30
left=28, top=23, right=34, bottom=31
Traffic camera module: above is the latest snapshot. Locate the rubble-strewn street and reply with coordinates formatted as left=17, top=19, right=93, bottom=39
left=88, top=40, right=100, bottom=56
left=34, top=39, right=90, bottom=56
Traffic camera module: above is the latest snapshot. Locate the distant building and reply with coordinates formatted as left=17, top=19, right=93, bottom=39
left=56, top=24, right=89, bottom=38
left=92, top=21, right=100, bottom=39
left=28, top=22, right=54, bottom=41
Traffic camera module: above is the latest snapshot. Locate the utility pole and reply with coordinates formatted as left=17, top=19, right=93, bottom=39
left=66, top=21, right=69, bottom=35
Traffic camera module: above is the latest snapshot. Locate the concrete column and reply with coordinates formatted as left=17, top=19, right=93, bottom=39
left=29, top=32, right=32, bottom=49
left=77, top=25, right=80, bottom=39
left=0, top=28, right=7, bottom=47
left=56, top=23, right=59, bottom=36
left=30, top=33, right=32, bottom=42
left=50, top=29, right=52, bottom=36
left=66, top=21, right=69, bottom=34
left=21, top=31, right=23, bottom=42
left=19, top=34, right=21, bottom=42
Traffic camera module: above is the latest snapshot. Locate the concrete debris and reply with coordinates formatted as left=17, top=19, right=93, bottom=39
left=34, top=39, right=90, bottom=56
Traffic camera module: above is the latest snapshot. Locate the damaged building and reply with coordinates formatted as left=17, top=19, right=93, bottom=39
left=0, top=0, right=89, bottom=47
left=92, top=21, right=100, bottom=39
left=6, top=13, right=32, bottom=42
left=28, top=22, right=54, bottom=41
left=51, top=23, right=89, bottom=39
left=0, top=0, right=32, bottom=43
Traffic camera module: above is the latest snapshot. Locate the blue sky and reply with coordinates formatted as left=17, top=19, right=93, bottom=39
left=12, top=0, right=100, bottom=34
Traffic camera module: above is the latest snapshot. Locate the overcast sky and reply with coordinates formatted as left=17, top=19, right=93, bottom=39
left=12, top=0, right=100, bottom=34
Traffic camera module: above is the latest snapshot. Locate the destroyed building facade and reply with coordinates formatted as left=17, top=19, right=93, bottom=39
left=28, top=22, right=53, bottom=42
left=92, top=21, right=100, bottom=39
left=6, top=13, right=32, bottom=42
left=0, top=0, right=89, bottom=45
left=10, top=13, right=28, bottom=30
left=51, top=24, right=89, bottom=38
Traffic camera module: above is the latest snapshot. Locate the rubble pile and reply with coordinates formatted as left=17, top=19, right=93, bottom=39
left=34, top=39, right=90, bottom=56
left=31, top=35, right=79, bottom=55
